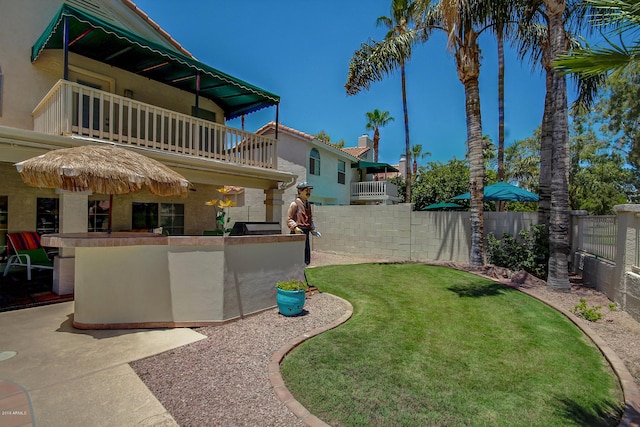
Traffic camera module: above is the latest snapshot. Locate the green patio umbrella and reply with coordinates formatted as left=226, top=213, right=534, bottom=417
left=452, top=181, right=539, bottom=202
left=422, top=201, right=464, bottom=211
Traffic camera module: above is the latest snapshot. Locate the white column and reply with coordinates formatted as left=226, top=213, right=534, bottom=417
left=264, top=188, right=284, bottom=224
left=53, top=189, right=89, bottom=295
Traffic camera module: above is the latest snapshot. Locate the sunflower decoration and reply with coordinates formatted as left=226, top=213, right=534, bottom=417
left=205, top=187, right=237, bottom=235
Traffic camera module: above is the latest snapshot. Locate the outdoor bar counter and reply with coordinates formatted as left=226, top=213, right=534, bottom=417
left=41, top=232, right=307, bottom=329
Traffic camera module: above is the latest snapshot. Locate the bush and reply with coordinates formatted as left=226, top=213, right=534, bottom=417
left=572, top=298, right=603, bottom=322
left=485, top=224, right=549, bottom=279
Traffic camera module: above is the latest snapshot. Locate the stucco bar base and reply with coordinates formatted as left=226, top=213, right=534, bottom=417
left=42, top=233, right=307, bottom=329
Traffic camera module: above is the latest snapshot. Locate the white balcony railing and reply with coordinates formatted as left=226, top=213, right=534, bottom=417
left=32, top=79, right=277, bottom=169
left=351, top=181, right=399, bottom=201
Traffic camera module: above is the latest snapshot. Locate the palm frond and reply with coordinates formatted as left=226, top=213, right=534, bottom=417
left=554, top=39, right=636, bottom=76
left=345, top=31, right=419, bottom=95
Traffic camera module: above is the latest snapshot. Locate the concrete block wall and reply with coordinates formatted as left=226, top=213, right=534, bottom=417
left=313, top=204, right=413, bottom=260
left=410, top=211, right=471, bottom=262
left=623, top=271, right=640, bottom=323
left=313, top=205, right=538, bottom=264
left=575, top=252, right=618, bottom=297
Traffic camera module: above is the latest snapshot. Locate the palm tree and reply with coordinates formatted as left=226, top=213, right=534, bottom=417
left=410, top=144, right=430, bottom=177
left=514, top=1, right=597, bottom=290
left=365, top=109, right=394, bottom=163
left=486, top=0, right=522, bottom=210
left=347, top=0, right=493, bottom=266
left=514, top=0, right=572, bottom=290
left=376, top=0, right=417, bottom=202
left=426, top=0, right=491, bottom=266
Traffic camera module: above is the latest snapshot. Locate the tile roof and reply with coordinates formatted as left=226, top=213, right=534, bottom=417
left=124, top=0, right=194, bottom=58
left=342, top=147, right=371, bottom=158
left=256, top=122, right=315, bottom=141
left=256, top=122, right=359, bottom=160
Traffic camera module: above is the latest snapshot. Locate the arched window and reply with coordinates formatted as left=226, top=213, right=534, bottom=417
left=309, top=148, right=320, bottom=175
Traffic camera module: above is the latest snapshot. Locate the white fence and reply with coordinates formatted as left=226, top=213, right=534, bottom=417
left=577, top=215, right=617, bottom=262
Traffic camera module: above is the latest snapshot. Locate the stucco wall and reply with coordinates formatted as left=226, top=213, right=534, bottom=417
left=71, top=235, right=306, bottom=328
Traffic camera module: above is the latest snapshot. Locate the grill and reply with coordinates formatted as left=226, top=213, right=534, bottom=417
left=229, top=222, right=282, bottom=236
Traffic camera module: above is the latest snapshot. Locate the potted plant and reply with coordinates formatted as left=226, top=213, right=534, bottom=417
left=275, top=278, right=308, bottom=316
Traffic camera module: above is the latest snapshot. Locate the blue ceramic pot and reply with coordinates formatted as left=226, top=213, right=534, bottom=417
left=276, top=288, right=306, bottom=316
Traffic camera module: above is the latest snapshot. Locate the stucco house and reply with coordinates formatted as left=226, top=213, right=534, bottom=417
left=230, top=122, right=403, bottom=228
left=0, top=0, right=296, bottom=241
left=0, top=0, right=298, bottom=295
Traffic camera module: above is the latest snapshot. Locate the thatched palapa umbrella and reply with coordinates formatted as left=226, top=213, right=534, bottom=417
left=15, top=144, right=190, bottom=231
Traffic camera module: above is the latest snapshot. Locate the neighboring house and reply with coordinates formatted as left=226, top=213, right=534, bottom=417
left=0, top=0, right=295, bottom=259
left=230, top=123, right=401, bottom=229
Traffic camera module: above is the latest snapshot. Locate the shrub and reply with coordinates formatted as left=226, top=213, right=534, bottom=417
left=572, top=298, right=603, bottom=322
left=485, top=224, right=549, bottom=279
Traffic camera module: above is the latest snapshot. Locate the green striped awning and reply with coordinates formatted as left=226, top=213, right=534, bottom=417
left=32, top=3, right=279, bottom=119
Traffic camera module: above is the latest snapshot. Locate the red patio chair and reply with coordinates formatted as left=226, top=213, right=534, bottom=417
left=3, top=232, right=54, bottom=280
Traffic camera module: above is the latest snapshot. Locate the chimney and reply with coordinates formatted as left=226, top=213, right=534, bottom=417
left=398, top=155, right=407, bottom=179
left=358, top=134, right=373, bottom=148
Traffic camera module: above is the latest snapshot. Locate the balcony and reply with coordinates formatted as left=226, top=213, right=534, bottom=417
left=32, top=80, right=277, bottom=169
left=351, top=181, right=401, bottom=205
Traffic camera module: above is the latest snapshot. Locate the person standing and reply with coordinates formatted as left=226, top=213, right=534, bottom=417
left=287, top=182, right=321, bottom=265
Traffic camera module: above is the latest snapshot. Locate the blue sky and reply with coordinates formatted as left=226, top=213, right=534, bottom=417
left=134, top=0, right=573, bottom=166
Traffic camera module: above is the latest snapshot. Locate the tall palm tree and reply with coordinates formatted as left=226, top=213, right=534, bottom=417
left=365, top=109, right=394, bottom=163
left=514, top=0, right=597, bottom=290
left=486, top=0, right=522, bottom=210
left=376, top=0, right=417, bottom=202
left=513, top=0, right=589, bottom=289
left=427, top=0, right=492, bottom=266
left=410, top=144, right=431, bottom=177
left=347, top=0, right=492, bottom=266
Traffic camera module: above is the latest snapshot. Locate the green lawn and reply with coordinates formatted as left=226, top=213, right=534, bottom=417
left=280, top=263, right=623, bottom=426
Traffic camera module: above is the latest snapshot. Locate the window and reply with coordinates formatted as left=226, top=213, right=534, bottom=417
left=159, top=203, right=184, bottom=236
left=88, top=199, right=110, bottom=232
left=309, top=148, right=320, bottom=176
left=132, top=202, right=184, bottom=235
left=0, top=196, right=7, bottom=258
left=338, top=160, right=346, bottom=184
left=132, top=202, right=158, bottom=230
left=37, top=198, right=59, bottom=234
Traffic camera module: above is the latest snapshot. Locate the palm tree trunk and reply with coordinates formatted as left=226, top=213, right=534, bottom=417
left=373, top=128, right=380, bottom=163
left=466, top=79, right=485, bottom=267
left=497, top=27, right=505, bottom=212
left=538, top=68, right=554, bottom=229
left=401, top=63, right=412, bottom=203
left=456, top=30, right=484, bottom=267
left=546, top=3, right=572, bottom=291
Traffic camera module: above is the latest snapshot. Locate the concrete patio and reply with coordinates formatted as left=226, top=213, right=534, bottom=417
left=0, top=301, right=204, bottom=426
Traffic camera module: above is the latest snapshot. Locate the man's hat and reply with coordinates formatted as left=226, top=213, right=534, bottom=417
left=296, top=182, right=313, bottom=190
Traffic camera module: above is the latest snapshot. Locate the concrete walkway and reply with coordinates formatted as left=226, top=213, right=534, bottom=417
left=0, top=302, right=205, bottom=427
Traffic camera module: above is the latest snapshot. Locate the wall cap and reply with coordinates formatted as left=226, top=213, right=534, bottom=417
left=614, top=204, right=640, bottom=213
